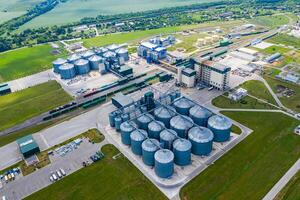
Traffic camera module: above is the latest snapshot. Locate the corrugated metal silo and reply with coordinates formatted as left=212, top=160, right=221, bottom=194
left=130, top=129, right=148, bottom=155
left=59, top=63, right=76, bottom=79
left=114, top=116, right=122, bottom=131
left=103, top=51, right=117, bottom=60
left=136, top=113, right=153, bottom=130
left=173, top=138, right=192, bottom=166
left=154, top=106, right=176, bottom=128
left=188, top=126, right=214, bottom=156
left=148, top=120, right=165, bottom=139
left=116, top=48, right=129, bottom=62
left=109, top=112, right=116, bottom=127
left=207, top=115, right=232, bottom=142
left=142, top=139, right=160, bottom=166
left=52, top=58, right=67, bottom=73
left=67, top=54, right=81, bottom=63
left=121, top=113, right=130, bottom=122
left=170, top=115, right=194, bottom=138
left=82, top=50, right=95, bottom=59
left=88, top=55, right=103, bottom=70
left=173, top=98, right=195, bottom=115
left=189, top=105, right=213, bottom=127
left=120, top=121, right=135, bottom=145
left=154, top=149, right=174, bottom=178
left=160, top=129, right=177, bottom=150
left=74, top=59, right=90, bottom=75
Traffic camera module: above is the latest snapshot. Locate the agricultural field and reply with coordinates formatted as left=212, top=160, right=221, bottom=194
left=0, top=81, right=72, bottom=131
left=20, top=0, right=215, bottom=29
left=275, top=170, right=300, bottom=200
left=0, top=0, right=44, bottom=24
left=25, top=144, right=167, bottom=200
left=238, top=80, right=278, bottom=105
left=212, top=95, right=277, bottom=109
left=264, top=76, right=300, bottom=113
left=0, top=44, right=67, bottom=82
left=267, top=34, right=300, bottom=49
left=180, top=111, right=300, bottom=200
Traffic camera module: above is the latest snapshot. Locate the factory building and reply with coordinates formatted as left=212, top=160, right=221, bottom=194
left=265, top=53, right=282, bottom=63
left=53, top=44, right=130, bottom=79
left=177, top=67, right=196, bottom=88
left=149, top=35, right=176, bottom=47
left=17, top=135, right=40, bottom=158
left=137, top=42, right=167, bottom=63
left=229, top=51, right=257, bottom=62
left=229, top=88, right=248, bottom=101
left=108, top=91, right=233, bottom=179
left=198, top=60, right=231, bottom=90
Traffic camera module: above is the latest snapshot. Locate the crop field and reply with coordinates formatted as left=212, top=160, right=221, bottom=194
left=0, top=0, right=43, bottom=24
left=20, top=0, right=216, bottom=29
left=180, top=111, right=300, bottom=200
left=25, top=144, right=167, bottom=200
left=264, top=76, right=300, bottom=113
left=0, top=81, right=72, bottom=131
left=0, top=44, right=67, bottom=82
left=275, top=170, right=300, bottom=200
left=168, top=33, right=208, bottom=53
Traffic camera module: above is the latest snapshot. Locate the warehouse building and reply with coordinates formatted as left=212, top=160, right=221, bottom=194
left=137, top=42, right=167, bottom=63
left=17, top=135, right=40, bottom=158
left=265, top=53, right=282, bottom=63
left=229, top=51, right=257, bottom=62
left=112, top=92, right=134, bottom=108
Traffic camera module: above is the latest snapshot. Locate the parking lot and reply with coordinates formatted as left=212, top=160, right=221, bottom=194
left=0, top=138, right=107, bottom=200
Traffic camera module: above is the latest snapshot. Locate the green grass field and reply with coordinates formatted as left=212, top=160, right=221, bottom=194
left=0, top=44, right=67, bottom=82
left=248, top=14, right=290, bottom=29
left=26, top=144, right=167, bottom=200
left=238, top=80, right=278, bottom=105
left=19, top=0, right=215, bottom=29
left=212, top=95, right=277, bottom=109
left=180, top=111, right=300, bottom=200
left=0, top=81, right=72, bottom=131
left=267, top=34, right=300, bottom=49
left=168, top=33, right=208, bottom=53
left=275, top=170, right=300, bottom=200
left=264, top=76, right=300, bottom=113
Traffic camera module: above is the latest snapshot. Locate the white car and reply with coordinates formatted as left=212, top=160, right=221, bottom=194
left=60, top=168, right=66, bottom=176
left=52, top=173, right=58, bottom=181
left=56, top=170, right=62, bottom=178
left=50, top=176, right=54, bottom=182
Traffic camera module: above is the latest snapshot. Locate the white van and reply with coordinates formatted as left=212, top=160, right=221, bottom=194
left=52, top=173, right=58, bottom=181
left=56, top=170, right=62, bottom=178
left=60, top=168, right=66, bottom=176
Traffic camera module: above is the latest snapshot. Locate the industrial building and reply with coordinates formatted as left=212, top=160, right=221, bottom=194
left=108, top=91, right=233, bottom=179
left=177, top=67, right=196, bottom=88
left=53, top=44, right=131, bottom=80
left=230, top=51, right=257, bottom=62
left=16, top=135, right=40, bottom=158
left=0, top=83, right=11, bottom=96
left=150, top=35, right=176, bottom=47
left=265, top=53, right=282, bottom=63
left=229, top=88, right=248, bottom=101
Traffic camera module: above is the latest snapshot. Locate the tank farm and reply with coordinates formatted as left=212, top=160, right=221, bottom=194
left=108, top=89, right=233, bottom=179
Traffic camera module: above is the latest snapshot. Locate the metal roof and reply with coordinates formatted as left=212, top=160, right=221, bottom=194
left=137, top=113, right=153, bottom=124
left=112, top=93, right=134, bottom=108
left=74, top=59, right=89, bottom=65
left=173, top=138, right=192, bottom=151
left=82, top=50, right=95, bottom=58
left=160, top=129, right=177, bottom=141
left=189, top=105, right=212, bottom=119
left=68, top=54, right=81, bottom=61
left=59, top=63, right=75, bottom=70
left=88, top=55, right=103, bottom=62
left=154, top=106, right=176, bottom=119
left=155, top=149, right=174, bottom=163
left=208, top=115, right=232, bottom=130
left=115, top=48, right=128, bottom=54
left=173, top=98, right=194, bottom=110
left=120, top=121, right=135, bottom=132
left=53, top=58, right=67, bottom=65
left=130, top=129, right=148, bottom=141
left=170, top=115, right=194, bottom=130
left=16, top=135, right=39, bottom=154
left=188, top=127, right=214, bottom=143
left=148, top=121, right=164, bottom=132
left=142, top=139, right=160, bottom=152
left=141, top=42, right=159, bottom=49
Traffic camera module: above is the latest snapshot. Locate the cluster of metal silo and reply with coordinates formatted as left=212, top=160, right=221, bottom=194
left=170, top=115, right=194, bottom=138
left=173, top=138, right=192, bottom=166
left=207, top=115, right=232, bottom=142
left=160, top=129, right=177, bottom=149
left=173, top=97, right=195, bottom=115
left=148, top=120, right=165, bottom=139
left=136, top=113, right=153, bottom=130
left=120, top=121, right=135, bottom=145
left=53, top=44, right=129, bottom=79
left=59, top=63, right=76, bottom=79
left=142, top=139, right=160, bottom=166
left=154, top=149, right=174, bottom=178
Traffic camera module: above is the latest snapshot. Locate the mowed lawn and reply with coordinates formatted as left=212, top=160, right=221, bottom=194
left=25, top=144, right=167, bottom=200
left=180, top=112, right=300, bottom=200
left=0, top=44, right=66, bottom=82
left=275, top=170, right=300, bottom=200
left=0, top=81, right=72, bottom=131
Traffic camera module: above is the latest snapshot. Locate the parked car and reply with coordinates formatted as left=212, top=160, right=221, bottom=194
left=56, top=170, right=62, bottom=178
left=60, top=168, right=66, bottom=176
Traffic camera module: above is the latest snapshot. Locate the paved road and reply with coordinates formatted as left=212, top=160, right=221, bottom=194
left=263, top=158, right=300, bottom=200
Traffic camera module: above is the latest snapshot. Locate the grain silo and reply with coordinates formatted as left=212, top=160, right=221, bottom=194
left=103, top=51, right=117, bottom=61
left=95, top=47, right=109, bottom=56
left=130, top=129, right=148, bottom=155
left=136, top=113, right=153, bottom=130
left=116, top=48, right=129, bottom=64
left=74, top=59, right=90, bottom=75
left=173, top=138, right=192, bottom=166
left=154, top=106, right=176, bottom=128
left=173, top=98, right=195, bottom=115
left=170, top=115, right=194, bottom=138
left=207, top=115, right=232, bottom=142
left=142, top=139, right=160, bottom=166
left=88, top=55, right=103, bottom=70
left=188, top=126, right=214, bottom=156
left=107, top=44, right=120, bottom=52
left=189, top=105, right=213, bottom=127
left=154, top=149, right=174, bottom=178
left=59, top=63, right=76, bottom=79
left=160, top=129, right=177, bottom=150
left=121, top=113, right=130, bottom=122
left=82, top=50, right=95, bottom=59
left=109, top=111, right=116, bottom=127
left=67, top=54, right=81, bottom=63
left=114, top=116, right=122, bottom=132
left=120, top=121, right=135, bottom=145
left=52, top=58, right=67, bottom=73
left=148, top=120, right=165, bottom=139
